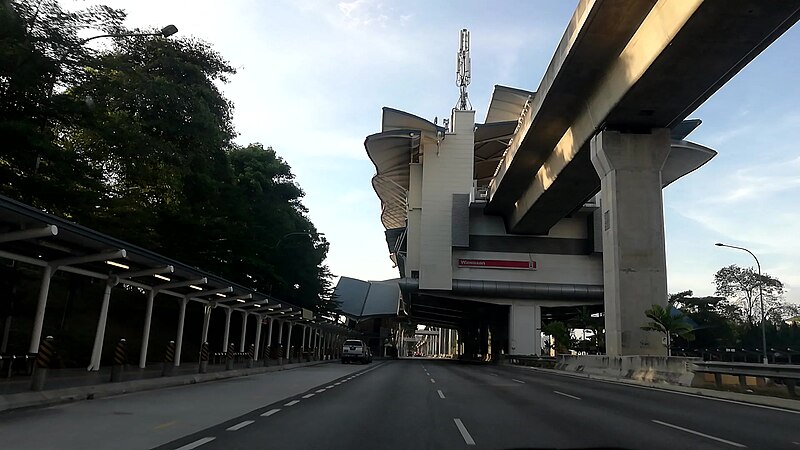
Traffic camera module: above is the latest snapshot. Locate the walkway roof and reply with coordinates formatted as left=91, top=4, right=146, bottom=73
left=0, top=195, right=347, bottom=331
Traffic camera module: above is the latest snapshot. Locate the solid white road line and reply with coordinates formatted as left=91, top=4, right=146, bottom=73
left=226, top=420, right=254, bottom=431
left=511, top=379, right=525, bottom=384
left=430, top=378, right=436, bottom=383
left=553, top=390, right=581, bottom=400
left=302, top=393, right=315, bottom=399
left=261, top=409, right=281, bottom=417
left=437, top=389, right=446, bottom=399
left=651, top=420, right=746, bottom=448
left=175, top=437, right=215, bottom=450
left=284, top=400, right=300, bottom=406
left=453, top=418, right=476, bottom=446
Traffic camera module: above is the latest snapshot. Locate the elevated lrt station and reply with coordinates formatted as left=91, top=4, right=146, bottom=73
left=0, top=195, right=356, bottom=389
left=335, top=1, right=800, bottom=360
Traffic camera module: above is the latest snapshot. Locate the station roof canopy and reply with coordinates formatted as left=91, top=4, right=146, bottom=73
left=0, top=195, right=318, bottom=319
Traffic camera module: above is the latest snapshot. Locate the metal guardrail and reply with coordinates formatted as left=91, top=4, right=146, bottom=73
left=693, top=361, right=799, bottom=397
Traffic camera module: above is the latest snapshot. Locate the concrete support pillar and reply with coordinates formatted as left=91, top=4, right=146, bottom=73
left=139, top=290, right=157, bottom=368
left=509, top=302, right=541, bottom=356
left=222, top=308, right=232, bottom=351
left=239, top=312, right=248, bottom=352
left=1, top=315, right=10, bottom=354
left=174, top=298, right=188, bottom=367
left=88, top=279, right=116, bottom=371
left=201, top=305, right=212, bottom=344
left=29, top=265, right=53, bottom=354
left=253, top=316, right=263, bottom=362
left=590, top=129, right=671, bottom=356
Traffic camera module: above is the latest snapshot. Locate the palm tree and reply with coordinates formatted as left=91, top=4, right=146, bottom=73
left=641, top=304, right=694, bottom=356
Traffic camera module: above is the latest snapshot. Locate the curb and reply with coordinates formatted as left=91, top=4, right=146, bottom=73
left=0, top=359, right=333, bottom=414
left=507, top=364, right=800, bottom=412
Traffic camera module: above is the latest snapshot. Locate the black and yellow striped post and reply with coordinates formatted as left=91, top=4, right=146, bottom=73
left=162, top=340, right=176, bottom=377
left=30, top=336, right=55, bottom=391
left=246, top=343, right=255, bottom=368
left=277, top=344, right=284, bottom=366
left=110, top=338, right=127, bottom=382
left=198, top=341, right=209, bottom=373
left=262, top=343, right=271, bottom=365
left=225, top=342, right=235, bottom=370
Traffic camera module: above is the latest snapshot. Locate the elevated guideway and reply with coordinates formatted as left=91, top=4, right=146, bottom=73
left=487, top=0, right=800, bottom=234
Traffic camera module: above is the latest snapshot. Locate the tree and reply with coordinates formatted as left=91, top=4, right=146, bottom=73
left=714, top=265, right=784, bottom=325
left=641, top=304, right=694, bottom=356
left=1, top=0, right=337, bottom=317
left=541, top=321, right=574, bottom=355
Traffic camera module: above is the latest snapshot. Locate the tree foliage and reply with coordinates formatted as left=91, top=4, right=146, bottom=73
left=640, top=304, right=694, bottom=356
left=714, top=264, right=785, bottom=325
left=0, top=0, right=336, bottom=314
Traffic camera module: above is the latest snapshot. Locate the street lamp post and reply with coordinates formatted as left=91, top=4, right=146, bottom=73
left=715, top=242, right=768, bottom=364
left=79, top=25, right=178, bottom=45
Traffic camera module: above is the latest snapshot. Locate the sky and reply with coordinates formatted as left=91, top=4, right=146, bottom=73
left=67, top=0, right=800, bottom=301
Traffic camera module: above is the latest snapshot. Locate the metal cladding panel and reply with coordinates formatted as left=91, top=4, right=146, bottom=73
left=361, top=280, right=402, bottom=317
left=333, top=276, right=370, bottom=318
left=451, top=194, right=470, bottom=248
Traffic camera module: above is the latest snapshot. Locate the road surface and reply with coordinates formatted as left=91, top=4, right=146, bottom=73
left=1, top=359, right=799, bottom=449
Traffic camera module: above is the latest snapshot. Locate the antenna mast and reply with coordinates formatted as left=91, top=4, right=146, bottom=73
left=455, top=28, right=471, bottom=110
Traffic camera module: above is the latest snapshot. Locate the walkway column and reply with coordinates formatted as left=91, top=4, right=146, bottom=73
left=174, top=298, right=188, bottom=367
left=29, top=265, right=53, bottom=354
left=139, top=289, right=157, bottom=368
left=239, top=311, right=248, bottom=352
left=277, top=320, right=284, bottom=363
left=88, top=277, right=118, bottom=371
left=300, top=325, right=307, bottom=357
left=266, top=316, right=274, bottom=347
left=201, top=305, right=212, bottom=344
left=591, top=129, right=670, bottom=356
left=253, top=316, right=263, bottom=362
left=287, top=322, right=296, bottom=361
left=222, top=308, right=232, bottom=351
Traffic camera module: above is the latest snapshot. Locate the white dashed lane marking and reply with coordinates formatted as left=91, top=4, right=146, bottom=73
left=284, top=400, right=300, bottom=406
left=437, top=389, right=446, bottom=399
left=511, top=379, right=525, bottom=384
left=553, top=390, right=581, bottom=400
left=302, top=393, right=315, bottom=399
left=175, top=437, right=215, bottom=450
left=651, top=420, right=746, bottom=448
left=260, top=409, right=280, bottom=417
left=454, top=418, right=476, bottom=446
left=226, top=420, right=254, bottom=431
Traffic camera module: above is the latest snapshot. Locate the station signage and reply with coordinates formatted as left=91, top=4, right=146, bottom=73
left=457, top=259, right=536, bottom=270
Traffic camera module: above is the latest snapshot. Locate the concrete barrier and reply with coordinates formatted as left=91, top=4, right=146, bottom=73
left=555, top=355, right=702, bottom=386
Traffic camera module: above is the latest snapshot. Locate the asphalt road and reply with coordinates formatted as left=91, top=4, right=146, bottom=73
left=155, top=359, right=800, bottom=450
left=2, top=359, right=800, bottom=449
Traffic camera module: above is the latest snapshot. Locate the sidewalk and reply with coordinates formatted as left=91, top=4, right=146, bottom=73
left=0, top=358, right=329, bottom=413
left=0, top=361, right=370, bottom=450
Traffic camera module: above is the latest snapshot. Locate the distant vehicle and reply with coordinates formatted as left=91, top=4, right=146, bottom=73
left=341, top=339, right=372, bottom=364
left=414, top=352, right=422, bottom=357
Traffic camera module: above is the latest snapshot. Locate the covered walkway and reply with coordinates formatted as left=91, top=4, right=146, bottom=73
left=0, top=195, right=355, bottom=390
